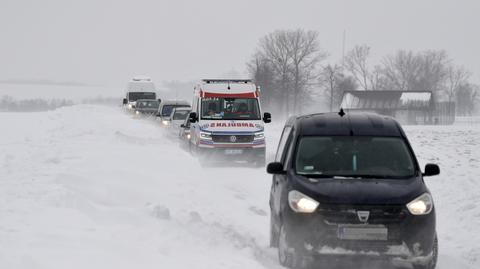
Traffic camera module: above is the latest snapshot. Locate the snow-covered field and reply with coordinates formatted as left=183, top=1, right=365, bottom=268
left=0, top=105, right=478, bottom=269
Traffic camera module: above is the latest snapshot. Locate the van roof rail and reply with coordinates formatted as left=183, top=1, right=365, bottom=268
left=202, top=79, right=252, bottom=84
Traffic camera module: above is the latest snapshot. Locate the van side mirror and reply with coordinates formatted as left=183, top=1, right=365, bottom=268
left=423, top=164, right=440, bottom=177
left=267, top=162, right=285, bottom=174
left=189, top=112, right=198, bottom=123
left=123, top=98, right=128, bottom=105
left=263, top=112, right=272, bottom=123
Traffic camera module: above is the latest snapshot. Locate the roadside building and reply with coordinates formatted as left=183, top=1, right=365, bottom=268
left=340, top=90, right=455, bottom=125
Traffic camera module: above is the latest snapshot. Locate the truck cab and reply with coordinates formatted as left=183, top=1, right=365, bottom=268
left=188, top=79, right=271, bottom=166
left=123, top=76, right=157, bottom=110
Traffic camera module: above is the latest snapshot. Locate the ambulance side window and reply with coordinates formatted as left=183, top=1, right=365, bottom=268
left=275, top=126, right=292, bottom=163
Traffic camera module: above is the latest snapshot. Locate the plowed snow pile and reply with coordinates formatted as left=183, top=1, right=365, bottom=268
left=0, top=105, right=478, bottom=269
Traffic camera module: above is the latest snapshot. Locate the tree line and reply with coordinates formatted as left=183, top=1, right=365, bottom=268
left=0, top=96, right=74, bottom=112
left=248, top=29, right=479, bottom=117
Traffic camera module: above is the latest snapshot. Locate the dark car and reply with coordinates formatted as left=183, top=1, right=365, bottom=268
left=134, top=99, right=160, bottom=115
left=267, top=112, right=440, bottom=269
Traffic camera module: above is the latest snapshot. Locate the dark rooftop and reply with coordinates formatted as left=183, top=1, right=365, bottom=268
left=295, top=112, right=403, bottom=137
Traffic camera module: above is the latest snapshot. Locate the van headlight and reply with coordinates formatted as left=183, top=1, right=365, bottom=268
left=200, top=132, right=212, bottom=139
left=407, top=193, right=433, bottom=215
left=254, top=132, right=264, bottom=139
left=288, top=190, right=319, bottom=213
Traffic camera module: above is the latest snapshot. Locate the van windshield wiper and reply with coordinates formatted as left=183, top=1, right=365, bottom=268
left=298, top=174, right=391, bottom=179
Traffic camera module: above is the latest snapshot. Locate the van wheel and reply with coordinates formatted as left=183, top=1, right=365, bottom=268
left=414, top=234, right=438, bottom=269
left=269, top=214, right=279, bottom=247
left=278, top=223, right=313, bottom=269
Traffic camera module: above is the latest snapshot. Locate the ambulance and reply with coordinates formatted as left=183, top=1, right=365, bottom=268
left=188, top=79, right=271, bottom=166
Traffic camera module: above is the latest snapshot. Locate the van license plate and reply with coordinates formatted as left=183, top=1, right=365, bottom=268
left=338, top=226, right=388, bottom=241
left=225, top=149, right=243, bottom=155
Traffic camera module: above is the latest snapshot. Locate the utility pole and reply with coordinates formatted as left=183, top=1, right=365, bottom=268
left=342, top=30, right=346, bottom=68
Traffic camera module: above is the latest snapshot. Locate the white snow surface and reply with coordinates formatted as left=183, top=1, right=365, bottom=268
left=0, top=105, right=479, bottom=269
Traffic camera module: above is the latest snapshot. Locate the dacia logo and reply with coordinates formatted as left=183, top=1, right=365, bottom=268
left=357, top=211, right=370, bottom=223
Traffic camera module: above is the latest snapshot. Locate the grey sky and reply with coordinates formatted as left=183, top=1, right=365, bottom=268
left=1, top=0, right=478, bottom=86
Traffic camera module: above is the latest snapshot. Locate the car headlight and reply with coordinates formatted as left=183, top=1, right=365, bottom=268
left=407, top=193, right=433, bottom=215
left=162, top=120, right=170, bottom=125
left=254, top=132, right=264, bottom=139
left=128, top=104, right=132, bottom=109
left=288, top=190, right=319, bottom=213
left=200, top=132, right=212, bottom=139
left=135, top=111, right=140, bottom=115
left=186, top=134, right=191, bottom=140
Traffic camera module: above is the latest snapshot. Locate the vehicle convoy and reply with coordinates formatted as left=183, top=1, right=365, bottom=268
left=267, top=111, right=440, bottom=269
left=188, top=79, right=271, bottom=166
left=157, top=100, right=190, bottom=126
left=134, top=99, right=160, bottom=116
left=122, top=76, right=157, bottom=110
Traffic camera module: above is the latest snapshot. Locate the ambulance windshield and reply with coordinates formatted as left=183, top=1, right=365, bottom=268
left=201, top=98, right=261, bottom=120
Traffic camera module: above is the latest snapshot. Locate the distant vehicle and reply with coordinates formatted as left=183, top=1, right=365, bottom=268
left=134, top=99, right=160, bottom=116
left=156, top=100, right=190, bottom=126
left=122, top=76, right=158, bottom=110
left=188, top=79, right=271, bottom=166
left=178, top=116, right=192, bottom=148
left=267, top=111, right=440, bottom=269
left=164, top=107, right=191, bottom=131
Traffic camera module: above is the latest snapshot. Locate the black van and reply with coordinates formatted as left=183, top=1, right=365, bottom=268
left=267, top=112, right=440, bottom=269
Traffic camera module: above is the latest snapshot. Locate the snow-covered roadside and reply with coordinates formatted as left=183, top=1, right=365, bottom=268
left=404, top=125, right=480, bottom=268
left=0, top=105, right=276, bottom=269
left=0, top=105, right=478, bottom=269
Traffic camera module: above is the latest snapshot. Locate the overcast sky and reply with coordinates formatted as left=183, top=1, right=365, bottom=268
left=1, top=0, right=479, bottom=87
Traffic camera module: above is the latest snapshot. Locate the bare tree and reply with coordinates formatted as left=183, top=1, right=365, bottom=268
left=288, top=29, right=327, bottom=113
left=249, top=29, right=326, bottom=117
left=416, top=50, right=450, bottom=93
left=320, top=64, right=342, bottom=112
left=381, top=50, right=422, bottom=91
left=247, top=52, right=277, bottom=109
left=345, top=45, right=372, bottom=90
left=379, top=50, right=450, bottom=96
left=320, top=65, right=357, bottom=111
left=456, top=83, right=478, bottom=116
left=446, top=65, right=471, bottom=103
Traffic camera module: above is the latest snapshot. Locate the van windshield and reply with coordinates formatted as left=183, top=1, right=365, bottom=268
left=172, top=110, right=190, bottom=120
left=128, top=92, right=156, bottom=101
left=137, top=100, right=159, bottom=108
left=295, top=136, right=416, bottom=178
left=201, top=98, right=260, bottom=120
left=162, top=105, right=190, bottom=117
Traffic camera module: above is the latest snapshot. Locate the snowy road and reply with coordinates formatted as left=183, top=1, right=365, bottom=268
left=0, top=105, right=478, bottom=269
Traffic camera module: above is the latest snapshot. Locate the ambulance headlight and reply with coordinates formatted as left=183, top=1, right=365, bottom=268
left=200, top=132, right=212, bottom=139
left=254, top=132, right=264, bottom=139
left=288, top=190, right=319, bottom=213
left=407, top=193, right=433, bottom=215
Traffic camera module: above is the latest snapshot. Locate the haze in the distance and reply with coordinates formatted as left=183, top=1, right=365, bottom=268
left=1, top=0, right=478, bottom=87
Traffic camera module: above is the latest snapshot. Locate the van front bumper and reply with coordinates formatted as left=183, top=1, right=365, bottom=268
left=281, top=204, right=436, bottom=267
left=196, top=144, right=265, bottom=162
